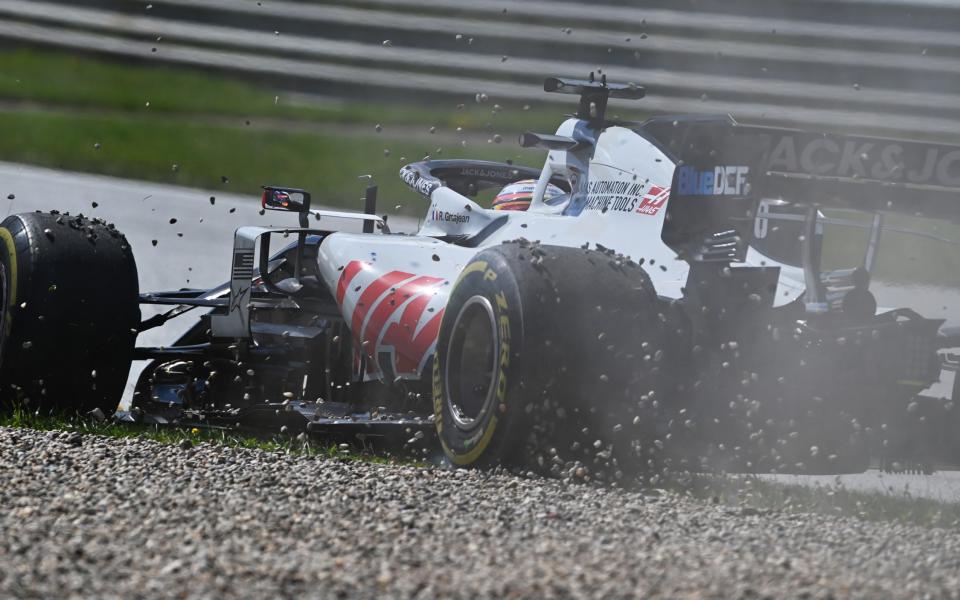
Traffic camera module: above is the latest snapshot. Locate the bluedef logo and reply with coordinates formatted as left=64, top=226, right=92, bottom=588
left=677, top=165, right=750, bottom=196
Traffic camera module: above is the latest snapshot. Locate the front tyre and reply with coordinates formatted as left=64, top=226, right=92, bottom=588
left=433, top=251, right=523, bottom=468
left=434, top=242, right=677, bottom=475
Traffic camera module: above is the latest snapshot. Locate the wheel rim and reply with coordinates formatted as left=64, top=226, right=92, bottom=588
left=445, top=295, right=499, bottom=431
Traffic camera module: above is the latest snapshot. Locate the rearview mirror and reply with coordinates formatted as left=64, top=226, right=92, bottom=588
left=261, top=186, right=311, bottom=213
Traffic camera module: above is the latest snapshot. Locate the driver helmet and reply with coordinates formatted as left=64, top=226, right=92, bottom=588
left=491, top=179, right=564, bottom=211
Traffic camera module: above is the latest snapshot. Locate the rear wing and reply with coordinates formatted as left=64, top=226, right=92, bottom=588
left=640, top=115, right=960, bottom=224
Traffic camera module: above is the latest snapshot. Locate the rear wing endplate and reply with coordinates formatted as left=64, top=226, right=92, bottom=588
left=641, top=115, right=960, bottom=223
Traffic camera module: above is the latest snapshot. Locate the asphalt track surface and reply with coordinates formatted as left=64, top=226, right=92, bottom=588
left=2, top=161, right=959, bottom=502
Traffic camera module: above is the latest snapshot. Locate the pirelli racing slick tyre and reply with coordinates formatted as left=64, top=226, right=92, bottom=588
left=0, top=212, right=139, bottom=415
left=433, top=241, right=681, bottom=479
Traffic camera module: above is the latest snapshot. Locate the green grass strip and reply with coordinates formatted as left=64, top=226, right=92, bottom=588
left=0, top=47, right=565, bottom=132
left=0, top=405, right=409, bottom=464
left=0, top=109, right=539, bottom=212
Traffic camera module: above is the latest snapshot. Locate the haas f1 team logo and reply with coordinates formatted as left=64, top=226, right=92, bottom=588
left=635, top=185, right=670, bottom=216
left=336, top=261, right=445, bottom=380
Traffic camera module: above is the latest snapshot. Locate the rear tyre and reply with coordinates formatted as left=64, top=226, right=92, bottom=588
left=0, top=212, right=139, bottom=415
left=433, top=242, right=679, bottom=479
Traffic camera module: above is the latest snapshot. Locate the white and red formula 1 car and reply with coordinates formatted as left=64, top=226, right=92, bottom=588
left=2, top=76, right=958, bottom=476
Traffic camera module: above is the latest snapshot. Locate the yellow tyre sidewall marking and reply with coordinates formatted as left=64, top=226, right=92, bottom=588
left=0, top=226, right=18, bottom=335
left=437, top=259, right=510, bottom=466
left=453, top=259, right=489, bottom=287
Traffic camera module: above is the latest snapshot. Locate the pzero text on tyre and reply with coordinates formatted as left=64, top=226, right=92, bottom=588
left=433, top=249, right=522, bottom=468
